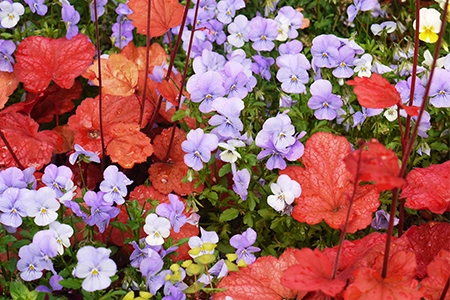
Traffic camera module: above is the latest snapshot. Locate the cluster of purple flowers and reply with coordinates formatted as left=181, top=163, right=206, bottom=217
left=0, top=39, right=15, bottom=72
left=255, top=113, right=305, bottom=170
left=61, top=3, right=81, bottom=40
left=111, top=3, right=134, bottom=49
left=276, top=40, right=310, bottom=93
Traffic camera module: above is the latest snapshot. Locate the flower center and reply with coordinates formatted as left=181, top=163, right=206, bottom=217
left=91, top=268, right=99, bottom=275
left=261, top=35, right=266, bottom=41
left=40, top=207, right=47, bottom=214
left=291, top=75, right=297, bottom=82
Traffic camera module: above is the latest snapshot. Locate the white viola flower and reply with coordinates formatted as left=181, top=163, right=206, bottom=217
left=370, top=21, right=396, bottom=36
left=384, top=106, right=398, bottom=122
left=422, top=50, right=445, bottom=69
left=144, top=213, right=171, bottom=246
left=49, top=221, right=74, bottom=255
left=353, top=54, right=373, bottom=77
left=267, top=174, right=301, bottom=213
left=413, top=8, right=442, bottom=44
left=25, top=187, right=60, bottom=226
left=218, top=139, right=245, bottom=163
left=58, top=179, right=77, bottom=203
left=276, top=22, right=289, bottom=42
left=0, top=1, right=24, bottom=28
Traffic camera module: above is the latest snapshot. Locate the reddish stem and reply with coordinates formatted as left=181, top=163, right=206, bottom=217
left=439, top=276, right=450, bottom=300
left=138, top=0, right=152, bottom=127
left=93, top=0, right=106, bottom=172
left=331, top=143, right=363, bottom=279
left=145, top=0, right=191, bottom=135
left=381, top=0, right=449, bottom=278
left=0, top=130, right=25, bottom=170
left=164, top=0, right=200, bottom=162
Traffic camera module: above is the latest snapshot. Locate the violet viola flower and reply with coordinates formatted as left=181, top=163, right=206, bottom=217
left=227, top=15, right=249, bottom=47
left=274, top=6, right=303, bottom=39
left=216, top=0, right=245, bottom=24
left=276, top=54, right=310, bottom=94
left=332, top=45, right=355, bottom=80
left=223, top=61, right=250, bottom=99
left=42, top=164, right=72, bottom=198
left=0, top=39, right=15, bottom=72
left=181, top=128, right=218, bottom=171
left=69, top=144, right=100, bottom=165
left=112, top=20, right=134, bottom=49
left=193, top=0, right=216, bottom=19
left=395, top=76, right=425, bottom=106
left=130, top=239, right=161, bottom=268
left=279, top=40, right=303, bottom=55
left=35, top=274, right=64, bottom=293
left=17, top=244, right=44, bottom=281
left=89, top=0, right=107, bottom=21
left=73, top=246, right=117, bottom=292
left=99, top=165, right=133, bottom=205
left=209, top=97, right=245, bottom=139
left=61, top=4, right=80, bottom=40
left=0, top=188, right=30, bottom=229
left=156, top=194, right=187, bottom=233
left=371, top=209, right=399, bottom=230
left=248, top=16, right=278, bottom=52
left=25, top=187, right=60, bottom=226
left=0, top=167, right=27, bottom=195
left=231, top=164, right=250, bottom=201
left=140, top=252, right=165, bottom=295
left=22, top=166, right=37, bottom=189
left=429, top=68, right=450, bottom=108
left=205, top=19, right=226, bottom=45
left=24, top=0, right=47, bottom=15
left=186, top=71, right=225, bottom=113
left=252, top=55, right=274, bottom=81
left=192, top=49, right=225, bottom=74
left=311, top=34, right=341, bottom=69
left=308, top=79, right=343, bottom=120
left=352, top=107, right=383, bottom=127
left=84, top=191, right=120, bottom=233
left=347, top=0, right=380, bottom=23
left=230, top=228, right=261, bottom=266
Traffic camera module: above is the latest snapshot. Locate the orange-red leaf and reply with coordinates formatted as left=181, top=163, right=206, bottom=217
left=420, top=249, right=450, bottom=300
left=83, top=53, right=139, bottom=97
left=152, top=127, right=185, bottom=162
left=344, top=139, right=404, bottom=191
left=281, top=132, right=379, bottom=233
left=214, top=249, right=300, bottom=300
left=0, top=112, right=62, bottom=169
left=106, top=123, right=154, bottom=168
left=129, top=0, right=184, bottom=38
left=14, top=34, right=95, bottom=93
left=121, top=42, right=167, bottom=71
left=403, top=223, right=450, bottom=278
left=0, top=71, right=18, bottom=109
left=347, top=73, right=401, bottom=109
left=282, top=248, right=346, bottom=297
left=401, top=161, right=450, bottom=214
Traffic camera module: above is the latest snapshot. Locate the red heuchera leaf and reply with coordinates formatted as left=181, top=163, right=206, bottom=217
left=0, top=71, right=19, bottom=109
left=106, top=123, right=154, bottom=168
left=83, top=53, right=139, bottom=97
left=214, top=248, right=300, bottom=300
left=282, top=248, right=346, bottom=297
left=129, top=184, right=168, bottom=204
left=403, top=223, right=450, bottom=278
left=128, top=0, right=184, bottom=38
left=0, top=112, right=62, bottom=169
left=344, top=139, right=405, bottom=191
left=280, top=132, right=379, bottom=233
left=121, top=42, right=167, bottom=72
left=152, top=127, right=185, bottom=162
left=29, top=81, right=83, bottom=123
left=401, top=161, right=450, bottom=214
left=14, top=34, right=95, bottom=93
left=169, top=223, right=199, bottom=262
left=420, top=249, right=450, bottom=300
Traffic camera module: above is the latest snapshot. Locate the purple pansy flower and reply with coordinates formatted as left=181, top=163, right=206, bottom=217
left=308, top=79, right=343, bottom=120
left=278, top=40, right=303, bottom=55
left=395, top=76, right=425, bottom=106
left=371, top=209, right=399, bottom=230
left=0, top=167, right=27, bottom=195
left=186, top=71, right=225, bottom=113
left=42, top=164, right=72, bottom=198
left=61, top=4, right=80, bottom=40
left=84, top=191, right=120, bottom=233
left=99, top=165, right=133, bottom=205
left=311, top=34, right=341, bottom=69
left=181, top=128, right=218, bottom=171
left=252, top=55, right=274, bottom=81
left=24, top=0, right=47, bottom=15
left=112, top=20, right=134, bottom=49
left=276, top=54, right=310, bottom=93
left=156, top=194, right=187, bottom=233
left=209, top=97, right=244, bottom=139
left=0, top=188, right=30, bottom=228
left=231, top=164, right=250, bottom=201
left=0, top=39, right=15, bottom=72
left=192, top=49, right=225, bottom=74
left=429, top=68, right=450, bottom=108
left=352, top=107, right=383, bottom=127
left=205, top=19, right=226, bottom=44
left=332, top=45, right=355, bottom=79
left=73, top=246, right=117, bottom=292
left=248, top=16, right=278, bottom=52
left=89, top=0, right=107, bottom=21
left=25, top=187, right=60, bottom=226
left=69, top=144, right=100, bottom=165
left=230, top=228, right=261, bottom=265
left=223, top=61, right=250, bottom=99
left=140, top=251, right=165, bottom=295
left=130, top=239, right=161, bottom=268
left=17, top=244, right=44, bottom=281
left=274, top=6, right=303, bottom=39
left=216, top=0, right=245, bottom=24
left=347, top=0, right=380, bottom=23
left=227, top=14, right=249, bottom=47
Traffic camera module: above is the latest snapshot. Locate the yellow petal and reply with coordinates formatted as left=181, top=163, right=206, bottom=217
left=419, top=31, right=439, bottom=43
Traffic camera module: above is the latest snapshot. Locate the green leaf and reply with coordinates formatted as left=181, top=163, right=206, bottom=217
left=218, top=164, right=231, bottom=177
left=258, top=208, right=276, bottom=219
left=58, top=278, right=82, bottom=289
left=243, top=211, right=253, bottom=227
left=194, top=254, right=216, bottom=265
left=172, top=109, right=186, bottom=122
left=174, top=237, right=189, bottom=247
left=1, top=235, right=17, bottom=244
left=184, top=282, right=204, bottom=294
left=111, top=221, right=128, bottom=232
left=4, top=257, right=18, bottom=273
left=219, top=208, right=239, bottom=222
left=430, top=142, right=448, bottom=151
left=186, top=263, right=203, bottom=276
left=10, top=282, right=29, bottom=300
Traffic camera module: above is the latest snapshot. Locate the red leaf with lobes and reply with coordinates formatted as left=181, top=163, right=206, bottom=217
left=401, top=161, right=450, bottom=214
left=281, top=248, right=346, bottom=297
left=14, top=34, right=95, bottom=93
left=0, top=112, right=62, bottom=169
left=214, top=248, right=300, bottom=300
left=346, top=73, right=401, bottom=109
left=420, top=249, right=450, bottom=300
left=403, top=223, right=450, bottom=278
left=280, top=132, right=380, bottom=233
left=128, top=0, right=184, bottom=38
left=344, top=139, right=404, bottom=191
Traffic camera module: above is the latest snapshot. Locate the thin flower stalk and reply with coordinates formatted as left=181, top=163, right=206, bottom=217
left=138, top=0, right=152, bottom=127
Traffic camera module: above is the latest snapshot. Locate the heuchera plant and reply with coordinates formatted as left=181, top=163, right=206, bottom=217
left=0, top=0, right=449, bottom=299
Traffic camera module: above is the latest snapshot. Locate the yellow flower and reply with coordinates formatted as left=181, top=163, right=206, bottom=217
left=413, top=8, right=442, bottom=43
